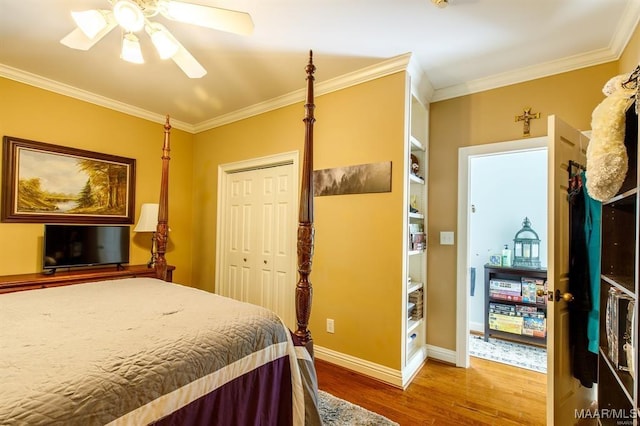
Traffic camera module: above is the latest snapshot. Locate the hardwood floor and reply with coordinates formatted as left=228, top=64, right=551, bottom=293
left=315, top=356, right=546, bottom=425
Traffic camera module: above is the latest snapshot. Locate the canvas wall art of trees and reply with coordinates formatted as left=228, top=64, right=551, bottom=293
left=2, top=137, right=135, bottom=224
left=313, top=161, right=392, bottom=196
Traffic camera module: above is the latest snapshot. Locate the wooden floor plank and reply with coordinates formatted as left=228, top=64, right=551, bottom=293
left=315, top=356, right=546, bottom=426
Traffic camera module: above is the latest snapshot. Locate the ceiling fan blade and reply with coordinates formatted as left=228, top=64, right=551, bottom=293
left=60, top=15, right=116, bottom=50
left=159, top=0, right=254, bottom=35
left=171, top=46, right=207, bottom=78
left=146, top=23, right=206, bottom=78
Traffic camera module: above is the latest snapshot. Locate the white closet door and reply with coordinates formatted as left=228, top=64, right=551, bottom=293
left=221, top=163, right=295, bottom=327
left=254, top=165, right=295, bottom=326
left=223, top=169, right=256, bottom=303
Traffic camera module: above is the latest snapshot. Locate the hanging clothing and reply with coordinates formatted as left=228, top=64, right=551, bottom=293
left=568, top=172, right=598, bottom=388
left=582, top=171, right=602, bottom=354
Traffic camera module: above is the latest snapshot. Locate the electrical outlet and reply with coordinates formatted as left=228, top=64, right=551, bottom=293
left=326, top=318, right=335, bottom=333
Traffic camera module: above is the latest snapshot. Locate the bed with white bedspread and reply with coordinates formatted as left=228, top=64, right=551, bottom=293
left=0, top=278, right=320, bottom=425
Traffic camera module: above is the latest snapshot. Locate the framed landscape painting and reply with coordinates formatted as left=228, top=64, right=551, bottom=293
left=1, top=136, right=136, bottom=224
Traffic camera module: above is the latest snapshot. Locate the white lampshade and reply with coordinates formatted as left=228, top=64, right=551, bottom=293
left=121, top=33, right=144, bottom=64
left=113, top=0, right=145, bottom=32
left=146, top=23, right=179, bottom=59
left=71, top=10, right=109, bottom=39
left=134, top=203, right=159, bottom=233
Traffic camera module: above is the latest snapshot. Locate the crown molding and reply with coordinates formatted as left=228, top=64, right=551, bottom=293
left=0, top=54, right=412, bottom=135
left=3, top=3, right=637, bottom=133
left=193, top=53, right=413, bottom=132
left=432, top=47, right=618, bottom=102
left=612, top=0, right=640, bottom=59
left=0, top=63, right=195, bottom=133
left=432, top=2, right=640, bottom=102
left=407, top=54, right=434, bottom=105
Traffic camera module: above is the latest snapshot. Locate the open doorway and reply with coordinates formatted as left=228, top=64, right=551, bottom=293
left=467, top=147, right=548, bottom=373
left=456, top=137, right=547, bottom=369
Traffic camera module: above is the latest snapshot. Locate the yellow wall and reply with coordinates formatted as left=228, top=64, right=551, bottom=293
left=426, top=22, right=639, bottom=352
left=0, top=78, right=194, bottom=284
left=428, top=63, right=619, bottom=350
left=619, top=23, right=640, bottom=73
left=192, top=73, right=407, bottom=368
left=2, top=23, right=637, bottom=368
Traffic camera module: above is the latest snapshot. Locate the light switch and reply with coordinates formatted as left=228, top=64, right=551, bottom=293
left=440, top=231, right=455, bottom=245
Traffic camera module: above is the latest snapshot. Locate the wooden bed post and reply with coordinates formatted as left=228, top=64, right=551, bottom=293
left=155, top=115, right=171, bottom=281
left=295, top=51, right=316, bottom=353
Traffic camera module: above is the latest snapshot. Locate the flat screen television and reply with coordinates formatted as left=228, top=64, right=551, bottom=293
left=43, top=224, right=130, bottom=271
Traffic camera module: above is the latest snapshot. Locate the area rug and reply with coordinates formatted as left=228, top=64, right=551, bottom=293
left=469, top=334, right=547, bottom=373
left=318, top=390, right=398, bottom=425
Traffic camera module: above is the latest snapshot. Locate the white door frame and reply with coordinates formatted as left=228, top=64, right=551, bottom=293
left=455, top=137, right=547, bottom=367
left=215, top=151, right=299, bottom=322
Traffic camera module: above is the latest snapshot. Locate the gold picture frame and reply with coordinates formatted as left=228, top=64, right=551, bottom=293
left=1, top=136, right=136, bottom=224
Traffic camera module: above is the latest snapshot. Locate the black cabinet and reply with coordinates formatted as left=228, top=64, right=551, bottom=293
left=597, top=101, right=639, bottom=423
left=484, top=265, right=547, bottom=346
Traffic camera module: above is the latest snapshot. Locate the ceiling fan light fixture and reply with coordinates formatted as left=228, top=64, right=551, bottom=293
left=146, top=24, right=179, bottom=59
left=431, top=0, right=448, bottom=8
left=121, top=33, right=144, bottom=64
left=113, top=0, right=145, bottom=32
left=71, top=10, right=109, bottom=39
left=61, top=0, right=250, bottom=77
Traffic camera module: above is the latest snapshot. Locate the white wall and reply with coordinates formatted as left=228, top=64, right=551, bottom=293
left=468, top=148, right=548, bottom=330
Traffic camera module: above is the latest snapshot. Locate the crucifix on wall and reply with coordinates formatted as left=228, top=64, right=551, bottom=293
left=515, top=107, right=541, bottom=137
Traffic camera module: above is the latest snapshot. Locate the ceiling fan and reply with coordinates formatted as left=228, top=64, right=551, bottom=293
left=60, top=0, right=254, bottom=78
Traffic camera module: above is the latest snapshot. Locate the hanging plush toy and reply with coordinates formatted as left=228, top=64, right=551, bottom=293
left=585, top=72, right=637, bottom=201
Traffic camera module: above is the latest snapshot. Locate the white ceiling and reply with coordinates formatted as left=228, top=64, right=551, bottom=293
left=1, top=0, right=638, bottom=133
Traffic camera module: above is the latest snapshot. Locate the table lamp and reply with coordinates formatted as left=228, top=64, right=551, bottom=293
left=134, top=203, right=159, bottom=267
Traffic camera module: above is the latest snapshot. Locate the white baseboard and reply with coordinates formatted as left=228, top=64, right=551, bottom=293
left=314, top=344, right=457, bottom=388
left=469, top=321, right=484, bottom=334
left=426, top=344, right=457, bottom=364
left=314, top=345, right=404, bottom=388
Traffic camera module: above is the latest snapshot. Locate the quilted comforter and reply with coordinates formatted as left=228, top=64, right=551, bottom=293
left=0, top=278, right=321, bottom=425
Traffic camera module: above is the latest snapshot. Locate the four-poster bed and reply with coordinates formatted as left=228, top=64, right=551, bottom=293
left=0, top=53, right=319, bottom=425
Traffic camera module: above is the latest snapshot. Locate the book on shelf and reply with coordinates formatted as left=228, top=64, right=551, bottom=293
left=489, top=279, right=522, bottom=293
left=409, top=288, right=424, bottom=320
left=489, top=292, right=523, bottom=302
left=488, top=313, right=523, bottom=334
left=515, top=304, right=539, bottom=314
left=411, top=242, right=426, bottom=251
left=521, top=279, right=538, bottom=303
left=410, top=232, right=426, bottom=242
left=489, top=288, right=521, bottom=297
left=522, top=316, right=546, bottom=337
left=532, top=279, right=548, bottom=305
left=489, top=302, right=516, bottom=315
left=518, top=311, right=545, bottom=319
